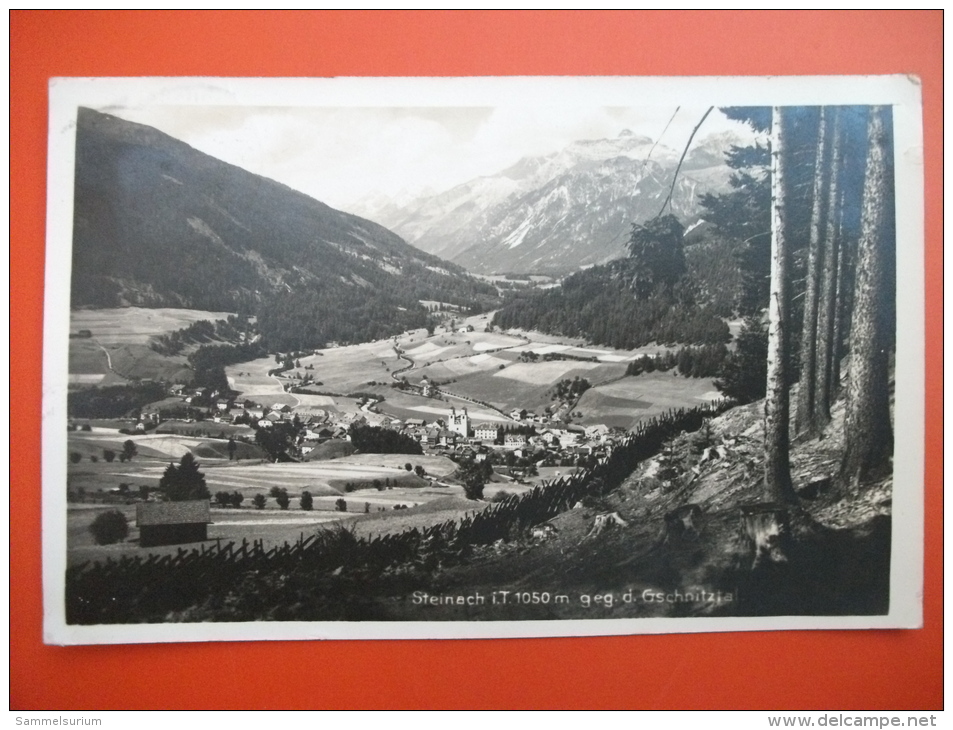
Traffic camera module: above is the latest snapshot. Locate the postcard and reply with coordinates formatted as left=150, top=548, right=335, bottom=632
left=43, top=76, right=924, bottom=644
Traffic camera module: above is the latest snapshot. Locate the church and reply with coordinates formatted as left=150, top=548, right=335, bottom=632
left=447, top=406, right=470, bottom=438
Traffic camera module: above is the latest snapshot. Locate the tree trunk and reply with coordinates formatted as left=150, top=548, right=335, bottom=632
left=764, top=107, right=797, bottom=503
left=841, top=105, right=894, bottom=487
left=795, top=107, right=829, bottom=438
left=814, top=107, right=843, bottom=427
left=831, top=184, right=849, bottom=393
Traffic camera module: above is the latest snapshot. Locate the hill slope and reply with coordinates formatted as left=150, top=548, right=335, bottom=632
left=71, top=108, right=497, bottom=345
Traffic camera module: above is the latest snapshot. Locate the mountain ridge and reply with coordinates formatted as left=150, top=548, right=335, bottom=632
left=354, top=130, right=739, bottom=275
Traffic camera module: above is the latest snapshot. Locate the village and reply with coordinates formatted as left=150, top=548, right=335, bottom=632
left=146, top=381, right=617, bottom=476
left=65, top=307, right=724, bottom=561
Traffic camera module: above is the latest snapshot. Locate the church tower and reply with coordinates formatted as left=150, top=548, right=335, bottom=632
left=448, top=406, right=470, bottom=437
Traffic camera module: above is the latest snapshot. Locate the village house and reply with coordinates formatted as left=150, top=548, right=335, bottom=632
left=504, top=433, right=528, bottom=448
left=474, top=424, right=499, bottom=442
left=585, top=424, right=610, bottom=440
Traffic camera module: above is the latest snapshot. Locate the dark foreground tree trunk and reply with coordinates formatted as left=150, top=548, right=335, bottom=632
left=764, top=107, right=797, bottom=503
left=841, top=105, right=894, bottom=487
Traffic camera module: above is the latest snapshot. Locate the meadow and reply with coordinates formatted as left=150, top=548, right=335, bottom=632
left=69, top=307, right=235, bottom=384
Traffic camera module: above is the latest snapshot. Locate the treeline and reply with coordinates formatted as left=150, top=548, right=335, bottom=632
left=151, top=315, right=253, bottom=356
left=254, top=262, right=498, bottom=351
left=626, top=344, right=728, bottom=378
left=257, top=285, right=432, bottom=353
left=348, top=425, right=423, bottom=456
left=187, top=342, right=266, bottom=391
left=67, top=382, right=168, bottom=419
left=493, top=262, right=730, bottom=349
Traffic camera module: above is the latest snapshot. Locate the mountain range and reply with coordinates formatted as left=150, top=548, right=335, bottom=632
left=352, top=129, right=740, bottom=275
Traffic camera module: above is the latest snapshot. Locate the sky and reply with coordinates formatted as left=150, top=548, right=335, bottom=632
left=107, top=104, right=759, bottom=213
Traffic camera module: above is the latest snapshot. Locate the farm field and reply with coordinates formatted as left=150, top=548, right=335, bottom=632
left=432, top=360, right=628, bottom=415
left=294, top=340, right=403, bottom=392
left=69, top=307, right=235, bottom=385
left=69, top=427, right=255, bottom=458
left=70, top=453, right=459, bottom=497
left=371, top=388, right=512, bottom=425
left=575, top=372, right=721, bottom=429
left=66, top=489, right=495, bottom=566
left=71, top=307, right=236, bottom=344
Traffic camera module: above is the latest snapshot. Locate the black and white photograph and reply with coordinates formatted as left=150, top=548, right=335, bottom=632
left=42, top=76, right=923, bottom=644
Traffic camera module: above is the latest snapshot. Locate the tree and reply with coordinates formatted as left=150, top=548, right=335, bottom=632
left=215, top=490, right=232, bottom=507
left=89, top=510, right=129, bottom=545
left=335, top=498, right=348, bottom=512
left=795, top=107, right=831, bottom=438
left=714, top=317, right=768, bottom=403
left=69, top=452, right=82, bottom=464
left=349, top=424, right=423, bottom=455
left=300, top=490, right=313, bottom=510
left=813, top=108, right=845, bottom=429
left=159, top=452, right=210, bottom=501
left=227, top=438, right=237, bottom=460
left=626, top=214, right=687, bottom=297
left=122, top=440, right=137, bottom=461
left=102, top=449, right=116, bottom=463
left=457, top=457, right=492, bottom=501
left=841, top=106, right=895, bottom=486
left=255, top=422, right=296, bottom=462
left=763, top=107, right=798, bottom=504
left=230, top=491, right=244, bottom=508
left=275, top=489, right=290, bottom=510
left=252, top=493, right=267, bottom=510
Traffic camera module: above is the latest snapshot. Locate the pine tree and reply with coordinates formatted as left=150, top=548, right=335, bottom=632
left=763, top=107, right=798, bottom=504
left=795, top=107, right=830, bottom=438
left=841, top=105, right=895, bottom=487
left=813, top=107, right=844, bottom=427
left=159, top=452, right=210, bottom=501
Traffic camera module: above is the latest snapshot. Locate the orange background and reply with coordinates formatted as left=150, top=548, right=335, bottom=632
left=10, top=11, right=942, bottom=710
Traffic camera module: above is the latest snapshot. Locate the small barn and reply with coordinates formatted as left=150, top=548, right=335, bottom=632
left=136, top=500, right=211, bottom=548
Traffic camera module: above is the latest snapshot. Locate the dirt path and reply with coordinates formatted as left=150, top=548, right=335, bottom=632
left=390, top=346, right=415, bottom=381
left=270, top=372, right=300, bottom=408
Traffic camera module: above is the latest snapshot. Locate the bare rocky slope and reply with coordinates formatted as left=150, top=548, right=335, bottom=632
left=357, top=130, right=739, bottom=275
